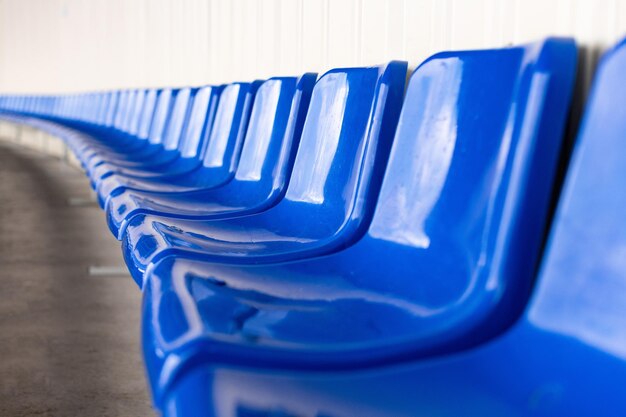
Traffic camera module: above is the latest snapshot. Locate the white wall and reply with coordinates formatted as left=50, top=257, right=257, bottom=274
left=0, top=0, right=625, bottom=93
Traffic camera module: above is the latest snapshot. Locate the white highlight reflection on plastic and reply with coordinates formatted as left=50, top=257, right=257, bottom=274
left=180, top=87, right=212, bottom=157
left=287, top=73, right=349, bottom=204
left=203, top=84, right=240, bottom=167
left=129, top=90, right=146, bottom=136
left=529, top=231, right=626, bottom=360
left=149, top=89, right=172, bottom=144
left=138, top=90, right=157, bottom=139
left=163, top=88, right=191, bottom=150
left=370, top=59, right=463, bottom=248
left=236, top=80, right=282, bottom=181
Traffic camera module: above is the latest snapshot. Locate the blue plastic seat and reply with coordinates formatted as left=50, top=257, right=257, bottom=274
left=70, top=88, right=167, bottom=170
left=89, top=86, right=221, bottom=185
left=105, top=74, right=316, bottom=243
left=88, top=85, right=221, bottom=200
left=64, top=91, right=128, bottom=149
left=98, top=81, right=261, bottom=210
left=137, top=38, right=577, bottom=409
left=61, top=90, right=132, bottom=156
left=120, top=61, right=408, bottom=284
left=89, top=84, right=220, bottom=191
left=83, top=88, right=182, bottom=177
left=68, top=89, right=150, bottom=165
left=158, top=37, right=626, bottom=417
left=88, top=87, right=197, bottom=179
left=78, top=90, right=142, bottom=147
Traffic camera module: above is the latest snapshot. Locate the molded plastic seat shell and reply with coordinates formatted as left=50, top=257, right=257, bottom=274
left=101, top=82, right=261, bottom=213
left=90, top=86, right=220, bottom=183
left=139, top=38, right=578, bottom=407
left=159, top=37, right=626, bottom=417
left=82, top=88, right=176, bottom=172
left=105, top=75, right=316, bottom=243
left=121, top=61, right=408, bottom=284
left=88, top=87, right=202, bottom=182
left=93, top=86, right=223, bottom=205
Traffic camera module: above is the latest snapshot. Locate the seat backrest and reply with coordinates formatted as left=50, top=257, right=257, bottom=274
left=527, top=38, right=626, bottom=354
left=70, top=94, right=81, bottom=119
left=364, top=38, right=577, bottom=335
left=67, top=94, right=76, bottom=118
left=81, top=93, right=90, bottom=121
left=120, top=90, right=137, bottom=133
left=178, top=85, right=222, bottom=159
left=279, top=62, right=407, bottom=229
left=137, top=89, right=158, bottom=140
left=128, top=90, right=146, bottom=136
left=234, top=74, right=316, bottom=187
left=161, top=87, right=194, bottom=151
left=95, top=93, right=109, bottom=125
left=148, top=88, right=175, bottom=145
left=200, top=81, right=261, bottom=180
left=113, top=90, right=130, bottom=130
left=104, top=91, right=119, bottom=127
left=126, top=90, right=144, bottom=134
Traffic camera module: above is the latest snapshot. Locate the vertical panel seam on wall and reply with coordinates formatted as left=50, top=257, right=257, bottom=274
left=513, top=0, right=521, bottom=43
left=297, top=0, right=304, bottom=73
left=355, top=0, right=363, bottom=65
left=610, top=0, right=618, bottom=38
left=383, top=0, right=389, bottom=59
left=446, top=0, right=452, bottom=49
left=275, top=0, right=282, bottom=76
left=401, top=0, right=407, bottom=59
left=324, top=0, right=329, bottom=70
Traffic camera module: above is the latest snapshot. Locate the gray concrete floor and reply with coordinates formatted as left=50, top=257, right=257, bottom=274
left=0, top=141, right=153, bottom=416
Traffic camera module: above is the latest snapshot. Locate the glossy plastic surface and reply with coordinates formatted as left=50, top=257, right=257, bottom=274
left=4, top=35, right=625, bottom=417
left=79, top=88, right=173, bottom=172
left=158, top=37, right=626, bottom=417
left=121, top=61, right=407, bottom=283
left=140, top=38, right=578, bottom=409
left=66, top=89, right=152, bottom=155
left=101, top=81, right=260, bottom=213
left=87, top=87, right=196, bottom=185
left=91, top=86, right=221, bottom=195
left=108, top=74, right=315, bottom=246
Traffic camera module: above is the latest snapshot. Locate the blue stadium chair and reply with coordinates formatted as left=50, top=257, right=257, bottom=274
left=120, top=61, right=408, bottom=285
left=158, top=37, right=625, bottom=417
left=90, top=86, right=221, bottom=183
left=6, top=35, right=626, bottom=417
left=104, top=74, right=316, bottom=245
left=83, top=90, right=161, bottom=154
left=82, top=88, right=179, bottom=174
left=99, top=81, right=261, bottom=212
left=138, top=37, right=577, bottom=412
left=86, top=87, right=194, bottom=183
left=67, top=89, right=151, bottom=163
left=67, top=89, right=165, bottom=168
left=88, top=87, right=197, bottom=178
left=61, top=91, right=124, bottom=145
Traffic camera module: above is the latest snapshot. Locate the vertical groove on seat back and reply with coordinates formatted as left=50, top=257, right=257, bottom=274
left=162, top=88, right=192, bottom=151
left=113, top=90, right=129, bottom=130
left=201, top=83, right=249, bottom=169
left=234, top=78, right=295, bottom=182
left=178, top=86, right=220, bottom=159
left=128, top=90, right=146, bottom=136
left=104, top=91, right=119, bottom=127
left=120, top=90, right=137, bottom=134
left=148, top=89, right=174, bottom=145
left=137, top=90, right=158, bottom=140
